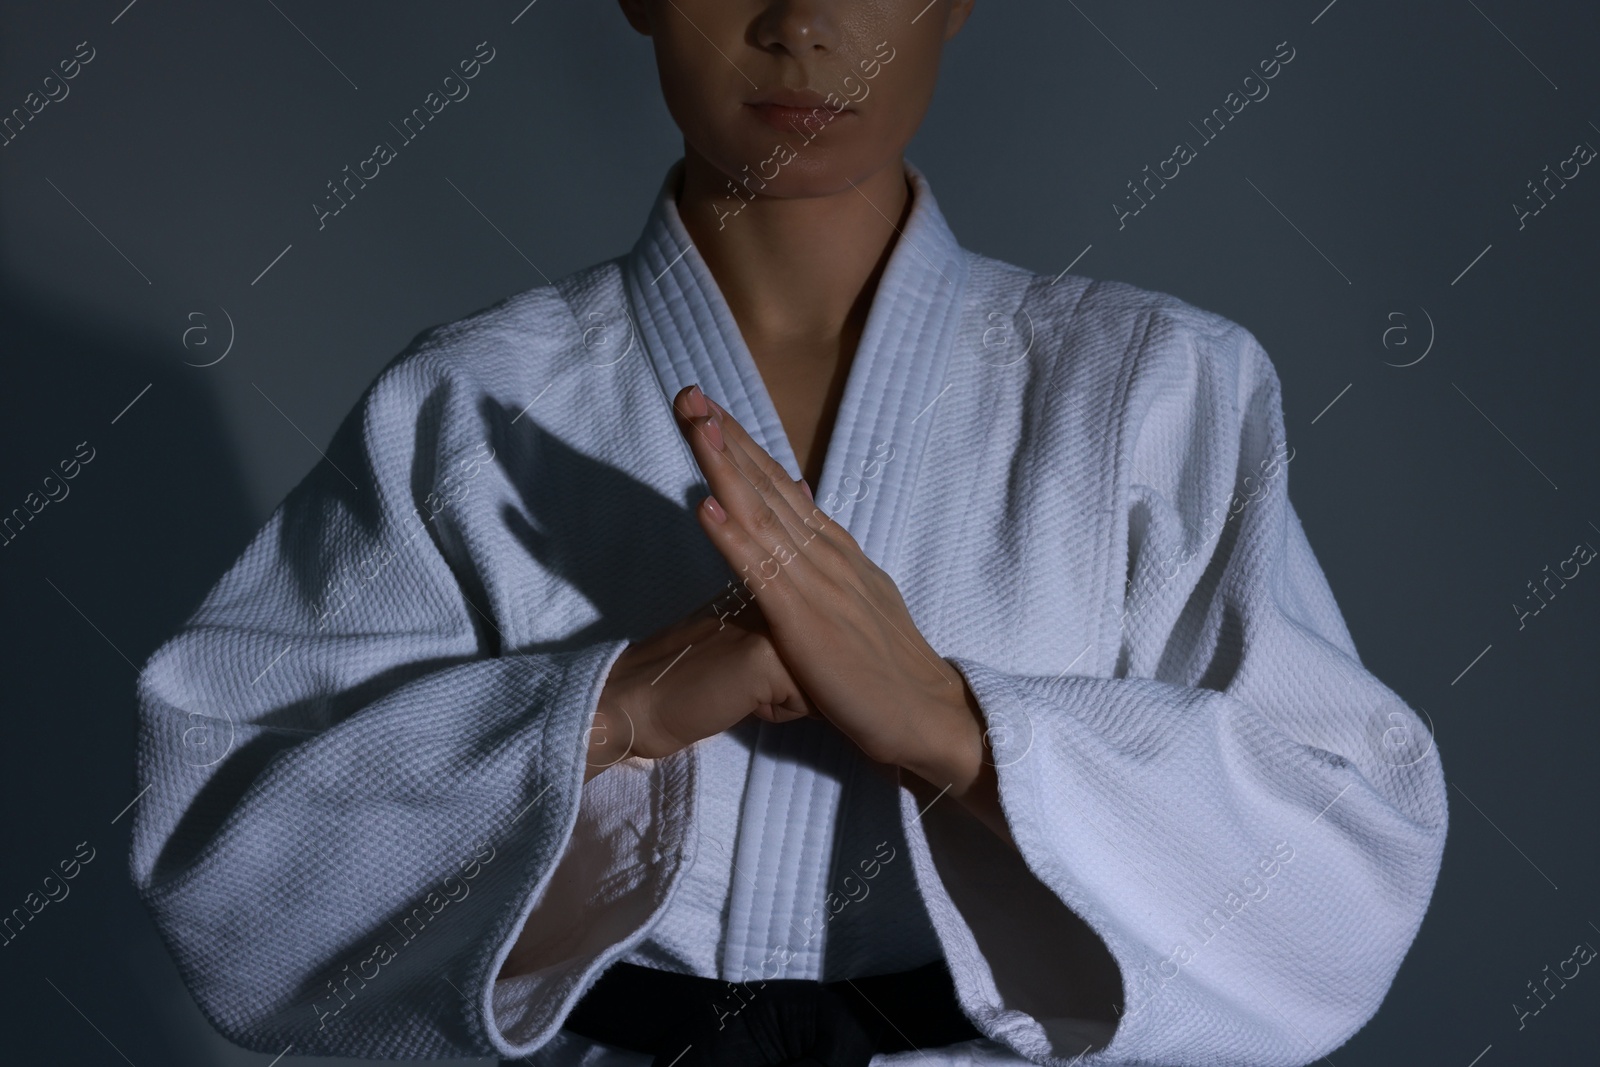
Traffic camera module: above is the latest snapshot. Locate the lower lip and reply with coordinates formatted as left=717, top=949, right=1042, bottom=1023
left=745, top=103, right=852, bottom=134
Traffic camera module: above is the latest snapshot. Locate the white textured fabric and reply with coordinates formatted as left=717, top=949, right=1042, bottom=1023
left=616, top=160, right=959, bottom=990
left=130, top=158, right=1448, bottom=1067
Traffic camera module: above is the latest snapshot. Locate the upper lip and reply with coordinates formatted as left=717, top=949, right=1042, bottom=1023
left=746, top=87, right=851, bottom=111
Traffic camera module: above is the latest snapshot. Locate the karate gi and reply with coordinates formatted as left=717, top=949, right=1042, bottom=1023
left=130, top=158, right=1448, bottom=1066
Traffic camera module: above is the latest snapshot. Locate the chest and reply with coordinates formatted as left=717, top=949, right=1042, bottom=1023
left=747, top=336, right=856, bottom=489
left=880, top=361, right=1128, bottom=683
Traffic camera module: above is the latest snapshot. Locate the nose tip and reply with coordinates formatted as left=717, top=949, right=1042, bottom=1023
left=755, top=2, right=839, bottom=55
left=792, top=24, right=824, bottom=49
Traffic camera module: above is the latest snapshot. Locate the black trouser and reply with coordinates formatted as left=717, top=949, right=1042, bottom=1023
left=512, top=957, right=984, bottom=1066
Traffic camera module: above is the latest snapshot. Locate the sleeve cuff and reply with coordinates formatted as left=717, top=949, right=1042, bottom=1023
left=894, top=657, right=1125, bottom=1063
left=482, top=640, right=699, bottom=1059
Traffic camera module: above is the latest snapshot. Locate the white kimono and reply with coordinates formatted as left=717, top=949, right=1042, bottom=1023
left=130, top=158, right=1448, bottom=1066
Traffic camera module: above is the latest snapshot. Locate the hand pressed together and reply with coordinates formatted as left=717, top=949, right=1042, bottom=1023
left=587, top=597, right=817, bottom=782
left=670, top=384, right=982, bottom=785
left=590, top=385, right=1012, bottom=847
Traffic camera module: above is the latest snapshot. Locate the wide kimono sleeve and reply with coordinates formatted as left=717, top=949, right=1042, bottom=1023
left=903, top=317, right=1448, bottom=1066
left=128, top=335, right=695, bottom=1060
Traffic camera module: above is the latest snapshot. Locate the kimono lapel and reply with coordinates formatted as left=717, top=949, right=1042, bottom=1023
left=621, top=157, right=971, bottom=980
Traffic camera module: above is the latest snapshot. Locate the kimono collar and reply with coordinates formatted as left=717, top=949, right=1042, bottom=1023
left=621, top=159, right=972, bottom=982
left=621, top=157, right=971, bottom=568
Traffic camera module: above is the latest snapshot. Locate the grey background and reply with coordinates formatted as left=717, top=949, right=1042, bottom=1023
left=2, top=0, right=1597, bottom=1064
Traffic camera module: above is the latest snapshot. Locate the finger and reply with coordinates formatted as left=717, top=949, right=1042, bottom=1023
left=672, top=384, right=717, bottom=448
left=673, top=384, right=821, bottom=546
left=712, top=431, right=834, bottom=563
left=671, top=386, right=791, bottom=543
left=702, top=395, right=867, bottom=563
left=702, top=395, right=832, bottom=540
left=753, top=703, right=810, bottom=724
left=692, top=464, right=816, bottom=613
left=685, top=401, right=842, bottom=575
left=672, top=383, right=710, bottom=422
left=677, top=408, right=826, bottom=582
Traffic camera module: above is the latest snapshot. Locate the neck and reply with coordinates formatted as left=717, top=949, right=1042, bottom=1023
left=675, top=146, right=912, bottom=347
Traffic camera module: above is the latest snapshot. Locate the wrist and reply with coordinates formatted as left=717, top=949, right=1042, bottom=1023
left=584, top=705, right=631, bottom=781
left=588, top=650, right=668, bottom=781
left=900, top=667, right=986, bottom=796
left=901, top=665, right=1017, bottom=850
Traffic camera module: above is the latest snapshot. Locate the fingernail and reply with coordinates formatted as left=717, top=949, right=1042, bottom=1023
left=702, top=416, right=724, bottom=451
left=707, top=396, right=726, bottom=419
left=799, top=479, right=813, bottom=500
left=687, top=383, right=708, bottom=417
left=704, top=495, right=727, bottom=523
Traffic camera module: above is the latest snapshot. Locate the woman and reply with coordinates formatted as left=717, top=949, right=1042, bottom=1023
left=130, top=2, right=1448, bottom=1065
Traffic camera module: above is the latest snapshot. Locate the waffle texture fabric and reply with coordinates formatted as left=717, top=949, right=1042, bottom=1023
left=130, top=158, right=1447, bottom=1066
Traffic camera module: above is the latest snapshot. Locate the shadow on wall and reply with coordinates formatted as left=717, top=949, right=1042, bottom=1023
left=0, top=282, right=493, bottom=1065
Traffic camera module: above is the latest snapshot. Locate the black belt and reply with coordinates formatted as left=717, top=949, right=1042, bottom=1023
left=560, top=957, right=984, bottom=1066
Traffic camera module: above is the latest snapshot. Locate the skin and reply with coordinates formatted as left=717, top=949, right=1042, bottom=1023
left=618, top=0, right=973, bottom=488
left=503, top=0, right=1000, bottom=983
left=608, top=0, right=1008, bottom=831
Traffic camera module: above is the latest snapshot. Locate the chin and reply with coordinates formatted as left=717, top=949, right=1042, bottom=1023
left=699, top=126, right=900, bottom=202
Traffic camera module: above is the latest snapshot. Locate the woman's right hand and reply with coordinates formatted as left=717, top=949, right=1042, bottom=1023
left=585, top=596, right=817, bottom=780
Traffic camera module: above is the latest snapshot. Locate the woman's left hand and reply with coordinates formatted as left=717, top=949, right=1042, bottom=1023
left=671, top=383, right=980, bottom=785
